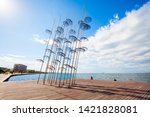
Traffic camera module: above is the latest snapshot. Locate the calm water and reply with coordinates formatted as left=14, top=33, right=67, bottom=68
left=8, top=73, right=150, bottom=83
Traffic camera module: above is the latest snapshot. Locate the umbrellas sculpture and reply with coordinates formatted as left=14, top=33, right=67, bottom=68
left=37, top=17, right=92, bottom=88
left=37, top=29, right=52, bottom=84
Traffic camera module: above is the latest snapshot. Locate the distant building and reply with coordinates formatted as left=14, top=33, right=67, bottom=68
left=13, top=64, right=27, bottom=73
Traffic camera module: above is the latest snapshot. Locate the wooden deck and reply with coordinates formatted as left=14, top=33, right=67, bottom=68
left=0, top=79, right=150, bottom=100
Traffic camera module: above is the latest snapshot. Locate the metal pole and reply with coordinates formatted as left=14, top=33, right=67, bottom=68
left=37, top=21, right=55, bottom=84
left=43, top=18, right=62, bottom=85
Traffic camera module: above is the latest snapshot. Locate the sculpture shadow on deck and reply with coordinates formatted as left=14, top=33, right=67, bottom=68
left=62, top=83, right=150, bottom=100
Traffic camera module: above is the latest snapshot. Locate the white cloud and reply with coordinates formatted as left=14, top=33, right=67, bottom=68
left=79, top=2, right=150, bottom=73
left=7, top=54, right=25, bottom=58
left=0, top=54, right=40, bottom=70
left=32, top=34, right=53, bottom=45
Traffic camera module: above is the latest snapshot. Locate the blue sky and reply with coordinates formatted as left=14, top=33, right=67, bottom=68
left=0, top=0, right=150, bottom=73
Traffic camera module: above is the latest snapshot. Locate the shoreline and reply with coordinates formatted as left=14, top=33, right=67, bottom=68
left=0, top=73, right=150, bottom=83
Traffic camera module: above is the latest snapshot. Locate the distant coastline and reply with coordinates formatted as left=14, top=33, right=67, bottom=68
left=2, top=73, right=150, bottom=83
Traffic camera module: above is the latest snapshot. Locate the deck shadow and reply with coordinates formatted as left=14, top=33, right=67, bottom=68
left=37, top=81, right=150, bottom=100
left=67, top=83, right=150, bottom=100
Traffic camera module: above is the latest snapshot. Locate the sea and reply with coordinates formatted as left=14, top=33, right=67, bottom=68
left=8, top=73, right=150, bottom=83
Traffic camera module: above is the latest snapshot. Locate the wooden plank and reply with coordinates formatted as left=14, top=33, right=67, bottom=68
left=0, top=79, right=150, bottom=100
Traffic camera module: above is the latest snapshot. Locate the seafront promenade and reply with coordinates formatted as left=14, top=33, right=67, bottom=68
left=0, top=78, right=150, bottom=100
left=0, top=74, right=11, bottom=82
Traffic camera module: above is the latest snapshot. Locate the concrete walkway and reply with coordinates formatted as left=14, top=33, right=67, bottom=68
left=0, top=74, right=11, bottom=82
